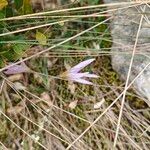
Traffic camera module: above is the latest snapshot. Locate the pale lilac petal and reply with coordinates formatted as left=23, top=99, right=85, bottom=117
left=4, top=63, right=29, bottom=75
left=73, top=78, right=93, bottom=85
left=83, top=73, right=99, bottom=78
left=70, top=58, right=95, bottom=73
left=68, top=72, right=89, bottom=79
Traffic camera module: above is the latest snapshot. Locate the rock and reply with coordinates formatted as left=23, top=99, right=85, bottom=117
left=104, top=0, right=150, bottom=105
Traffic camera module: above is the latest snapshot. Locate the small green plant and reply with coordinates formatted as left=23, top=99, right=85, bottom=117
left=0, top=0, right=32, bottom=67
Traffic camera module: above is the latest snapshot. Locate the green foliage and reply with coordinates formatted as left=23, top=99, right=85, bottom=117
left=14, top=0, right=23, bottom=10
left=21, top=0, right=33, bottom=14
left=14, top=0, right=33, bottom=15
left=36, top=31, right=47, bottom=45
left=0, top=0, right=32, bottom=67
left=0, top=34, right=29, bottom=66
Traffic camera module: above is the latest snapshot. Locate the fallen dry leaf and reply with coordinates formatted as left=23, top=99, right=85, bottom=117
left=94, top=98, right=105, bottom=109
left=8, top=74, right=23, bottom=82
left=40, top=92, right=53, bottom=106
left=7, top=106, right=24, bottom=114
left=68, top=100, right=78, bottom=109
left=68, top=82, right=76, bottom=94
left=14, top=82, right=26, bottom=90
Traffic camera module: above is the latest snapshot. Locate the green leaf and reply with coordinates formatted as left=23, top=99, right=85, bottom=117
left=0, top=56, right=5, bottom=67
left=14, top=0, right=23, bottom=10
left=36, top=31, right=47, bottom=45
left=22, top=0, right=32, bottom=14
left=0, top=0, right=8, bottom=10
left=5, top=6, right=13, bottom=17
left=3, top=49, right=16, bottom=61
left=0, top=12, right=5, bottom=18
left=13, top=43, right=29, bottom=55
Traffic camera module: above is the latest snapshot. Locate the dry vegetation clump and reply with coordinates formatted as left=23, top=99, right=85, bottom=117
left=0, top=0, right=149, bottom=149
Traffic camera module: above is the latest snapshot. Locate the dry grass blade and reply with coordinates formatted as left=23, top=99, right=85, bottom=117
left=0, top=17, right=111, bottom=73
left=0, top=1, right=149, bottom=149
left=113, top=5, right=146, bottom=148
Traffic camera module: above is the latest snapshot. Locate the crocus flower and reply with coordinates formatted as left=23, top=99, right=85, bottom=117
left=60, top=58, right=98, bottom=85
left=4, top=62, right=29, bottom=75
